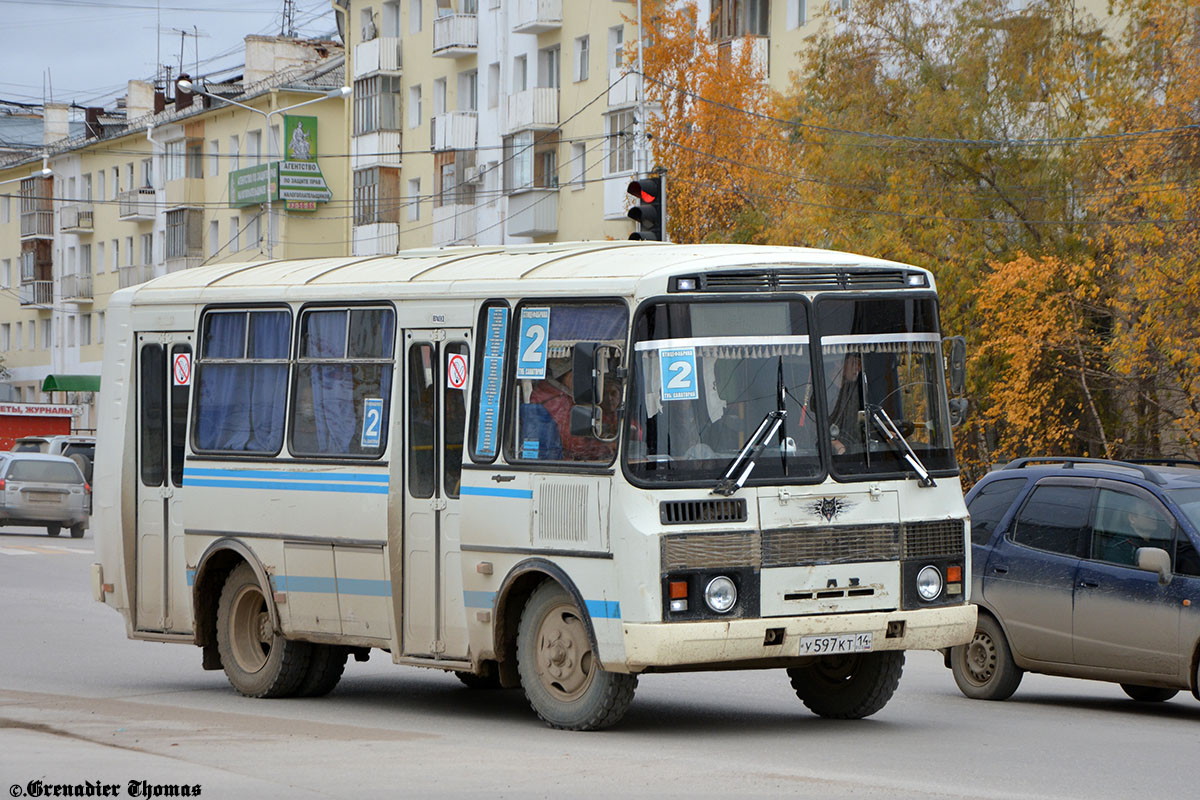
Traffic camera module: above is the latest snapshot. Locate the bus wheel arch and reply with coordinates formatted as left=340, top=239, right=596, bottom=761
left=493, top=560, right=600, bottom=691
left=192, top=540, right=277, bottom=671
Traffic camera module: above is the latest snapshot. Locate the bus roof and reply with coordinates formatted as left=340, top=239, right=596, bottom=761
left=126, top=241, right=928, bottom=300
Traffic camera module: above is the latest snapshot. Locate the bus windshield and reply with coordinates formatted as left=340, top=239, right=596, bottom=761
left=626, top=300, right=822, bottom=485
left=626, top=295, right=956, bottom=485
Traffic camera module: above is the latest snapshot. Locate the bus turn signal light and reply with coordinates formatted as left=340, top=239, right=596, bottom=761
left=946, top=566, right=962, bottom=582
left=669, top=580, right=688, bottom=599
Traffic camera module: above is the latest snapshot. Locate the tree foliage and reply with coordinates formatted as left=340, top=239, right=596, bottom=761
left=643, top=0, right=1200, bottom=479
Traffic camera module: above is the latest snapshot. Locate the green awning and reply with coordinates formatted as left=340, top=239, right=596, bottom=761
left=41, top=374, right=101, bottom=392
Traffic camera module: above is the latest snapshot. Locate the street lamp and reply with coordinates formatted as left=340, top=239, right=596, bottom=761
left=176, top=79, right=351, bottom=258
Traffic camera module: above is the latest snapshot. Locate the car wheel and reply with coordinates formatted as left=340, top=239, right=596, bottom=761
left=70, top=523, right=85, bottom=539
left=787, top=651, right=905, bottom=719
left=951, top=614, right=1023, bottom=701
left=46, top=525, right=61, bottom=537
left=1120, top=684, right=1178, bottom=702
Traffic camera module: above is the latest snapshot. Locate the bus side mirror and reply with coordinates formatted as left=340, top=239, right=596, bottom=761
left=945, top=336, right=966, bottom=397
left=570, top=404, right=596, bottom=437
left=948, top=398, right=969, bottom=428
left=572, top=342, right=599, bottom=404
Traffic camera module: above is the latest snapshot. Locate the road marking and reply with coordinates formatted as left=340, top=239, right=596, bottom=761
left=0, top=545, right=94, bottom=556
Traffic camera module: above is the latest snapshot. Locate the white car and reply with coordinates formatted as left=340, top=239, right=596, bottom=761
left=0, top=453, right=91, bottom=537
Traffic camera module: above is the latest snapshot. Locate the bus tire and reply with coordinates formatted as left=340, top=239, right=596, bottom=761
left=216, top=562, right=311, bottom=698
left=294, top=645, right=348, bottom=697
left=456, top=665, right=504, bottom=690
left=951, top=614, right=1023, bottom=701
left=516, top=581, right=637, bottom=731
left=787, top=650, right=904, bottom=719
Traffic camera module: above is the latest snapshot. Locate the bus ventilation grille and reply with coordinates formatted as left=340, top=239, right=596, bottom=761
left=699, top=269, right=910, bottom=292
left=660, top=498, right=748, bottom=525
left=662, top=531, right=762, bottom=570
left=902, top=519, right=965, bottom=559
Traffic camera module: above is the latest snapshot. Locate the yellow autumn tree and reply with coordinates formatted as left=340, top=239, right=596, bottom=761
left=637, top=0, right=790, bottom=243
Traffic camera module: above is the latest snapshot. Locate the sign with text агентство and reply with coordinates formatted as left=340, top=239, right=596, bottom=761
left=227, top=115, right=332, bottom=211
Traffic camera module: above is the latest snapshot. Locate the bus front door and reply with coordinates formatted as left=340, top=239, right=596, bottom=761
left=402, top=331, right=471, bottom=660
left=134, top=332, right=193, bottom=634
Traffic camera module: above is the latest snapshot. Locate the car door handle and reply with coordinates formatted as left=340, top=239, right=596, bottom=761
left=1079, top=580, right=1099, bottom=588
left=991, top=565, right=1009, bottom=575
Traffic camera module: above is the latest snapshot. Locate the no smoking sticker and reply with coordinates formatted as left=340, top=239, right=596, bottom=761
left=446, top=352, right=468, bottom=390
left=173, top=352, right=192, bottom=386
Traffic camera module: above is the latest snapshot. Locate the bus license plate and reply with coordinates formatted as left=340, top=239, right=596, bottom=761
left=799, top=632, right=873, bottom=655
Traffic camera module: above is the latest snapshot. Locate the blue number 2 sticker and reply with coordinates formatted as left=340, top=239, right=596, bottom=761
left=517, top=307, right=550, bottom=379
left=361, top=397, right=384, bottom=447
left=659, top=348, right=699, bottom=401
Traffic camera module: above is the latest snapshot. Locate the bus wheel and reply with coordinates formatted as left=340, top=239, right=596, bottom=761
left=456, top=664, right=504, bottom=690
left=217, top=562, right=311, bottom=698
left=294, top=645, right=348, bottom=698
left=787, top=650, right=904, bottom=719
left=516, top=582, right=637, bottom=730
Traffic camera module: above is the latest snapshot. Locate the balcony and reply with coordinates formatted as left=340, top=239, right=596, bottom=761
left=432, top=204, right=477, bottom=246
left=433, top=14, right=477, bottom=59
left=512, top=0, right=562, bottom=34
left=118, top=188, right=156, bottom=220
left=353, top=36, right=402, bottom=78
left=60, top=205, right=94, bottom=233
left=506, top=188, right=558, bottom=237
left=18, top=280, right=53, bottom=307
left=165, top=178, right=204, bottom=210
left=608, top=68, right=638, bottom=107
left=165, top=255, right=204, bottom=272
left=431, top=111, right=478, bottom=152
left=118, top=264, right=152, bottom=288
left=505, top=88, right=559, bottom=134
left=20, top=210, right=54, bottom=240
left=352, top=222, right=399, bottom=256
left=352, top=131, right=403, bottom=170
left=60, top=273, right=93, bottom=302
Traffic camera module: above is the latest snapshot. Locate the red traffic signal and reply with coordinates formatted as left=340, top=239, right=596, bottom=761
left=627, top=176, right=663, bottom=241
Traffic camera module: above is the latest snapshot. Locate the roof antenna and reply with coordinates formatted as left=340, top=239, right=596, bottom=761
left=281, top=0, right=298, bottom=37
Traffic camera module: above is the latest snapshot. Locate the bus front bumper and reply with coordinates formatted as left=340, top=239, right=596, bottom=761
left=621, top=604, right=977, bottom=670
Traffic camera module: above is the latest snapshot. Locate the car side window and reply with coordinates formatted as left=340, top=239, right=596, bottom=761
left=967, top=478, right=1026, bottom=545
left=1176, top=536, right=1200, bottom=577
left=1090, top=488, right=1175, bottom=568
left=1010, top=483, right=1091, bottom=557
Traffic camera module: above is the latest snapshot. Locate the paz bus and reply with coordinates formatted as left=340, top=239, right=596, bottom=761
left=91, top=241, right=976, bottom=730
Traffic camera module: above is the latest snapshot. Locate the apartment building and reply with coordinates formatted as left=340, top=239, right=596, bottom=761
left=0, top=36, right=348, bottom=428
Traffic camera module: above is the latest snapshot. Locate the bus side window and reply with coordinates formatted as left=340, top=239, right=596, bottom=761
left=469, top=302, right=508, bottom=463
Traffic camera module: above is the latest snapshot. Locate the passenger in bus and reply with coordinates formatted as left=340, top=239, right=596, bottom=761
left=829, top=353, right=864, bottom=456
left=530, top=359, right=615, bottom=461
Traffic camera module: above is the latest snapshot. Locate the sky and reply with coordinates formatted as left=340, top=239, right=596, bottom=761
left=0, top=0, right=338, bottom=111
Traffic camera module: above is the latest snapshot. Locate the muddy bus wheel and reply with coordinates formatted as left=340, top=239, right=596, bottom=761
left=216, top=562, right=311, bottom=698
left=787, top=650, right=904, bottom=719
left=294, top=645, right=349, bottom=698
left=516, top=582, right=637, bottom=731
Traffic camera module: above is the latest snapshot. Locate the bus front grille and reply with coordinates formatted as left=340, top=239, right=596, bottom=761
left=662, top=531, right=762, bottom=570
left=659, top=498, right=748, bottom=525
left=902, top=519, right=966, bottom=559
left=761, top=524, right=900, bottom=567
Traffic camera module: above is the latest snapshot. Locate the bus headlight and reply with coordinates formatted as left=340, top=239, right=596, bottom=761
left=704, top=576, right=737, bottom=613
left=915, top=565, right=943, bottom=601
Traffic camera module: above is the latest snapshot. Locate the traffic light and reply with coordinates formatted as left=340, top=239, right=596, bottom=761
left=627, top=176, right=664, bottom=241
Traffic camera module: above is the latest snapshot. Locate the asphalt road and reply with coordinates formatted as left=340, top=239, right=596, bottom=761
left=2, top=526, right=1198, bottom=799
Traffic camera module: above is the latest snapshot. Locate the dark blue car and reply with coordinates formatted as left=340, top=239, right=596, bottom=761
left=949, top=458, right=1200, bottom=703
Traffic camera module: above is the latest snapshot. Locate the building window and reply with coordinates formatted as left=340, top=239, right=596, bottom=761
left=247, top=214, right=260, bottom=250
left=513, top=55, right=527, bottom=92
left=1, top=258, right=9, bottom=288
left=410, top=0, right=422, bottom=34
left=68, top=315, right=76, bottom=348
left=459, top=69, right=478, bottom=111
left=433, top=77, right=447, bottom=116
left=209, top=220, right=220, bottom=258
left=111, top=239, right=119, bottom=271
left=15, top=322, right=22, bottom=351
left=82, top=173, right=92, bottom=201
left=539, top=46, right=560, bottom=89
left=605, top=109, right=635, bottom=175
left=1, top=323, right=9, bottom=352
left=438, top=162, right=457, bottom=208
left=575, top=36, right=589, bottom=82
left=609, top=25, right=624, bottom=71
left=96, top=171, right=105, bottom=203
left=712, top=0, right=771, bottom=40
left=247, top=130, right=262, bottom=165
left=142, top=157, right=155, bottom=187
left=81, top=314, right=92, bottom=347
left=165, top=139, right=186, bottom=182
left=111, top=167, right=120, bottom=198
left=229, top=217, right=241, bottom=253
left=504, top=131, right=534, bottom=192
left=209, top=139, right=220, bottom=176
left=141, top=232, right=153, bottom=265
left=41, top=319, right=51, bottom=350
left=407, top=178, right=421, bottom=221
left=80, top=243, right=92, bottom=275
left=95, top=242, right=105, bottom=274
left=98, top=312, right=105, bottom=344
left=355, top=75, right=402, bottom=134
left=487, top=62, right=499, bottom=109
left=125, top=236, right=134, bottom=266
left=408, top=85, right=422, bottom=129
left=229, top=135, right=240, bottom=171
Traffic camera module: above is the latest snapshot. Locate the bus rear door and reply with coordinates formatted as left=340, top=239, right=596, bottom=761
left=134, top=332, right=193, bottom=634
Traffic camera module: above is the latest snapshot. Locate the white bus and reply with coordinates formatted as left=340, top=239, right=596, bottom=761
left=92, top=241, right=976, bottom=730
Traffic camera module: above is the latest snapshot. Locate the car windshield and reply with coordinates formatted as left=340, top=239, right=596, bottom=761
left=6, top=460, right=83, bottom=483
left=816, top=297, right=955, bottom=478
left=626, top=300, right=822, bottom=484
left=1166, top=487, right=1200, bottom=531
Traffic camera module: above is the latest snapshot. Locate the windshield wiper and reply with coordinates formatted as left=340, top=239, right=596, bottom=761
left=869, top=405, right=936, bottom=487
left=712, top=409, right=786, bottom=496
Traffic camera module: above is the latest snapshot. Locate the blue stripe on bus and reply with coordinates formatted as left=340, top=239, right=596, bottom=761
left=183, top=478, right=389, bottom=494
left=186, top=468, right=389, bottom=483
left=459, top=485, right=534, bottom=499
left=463, top=590, right=620, bottom=619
